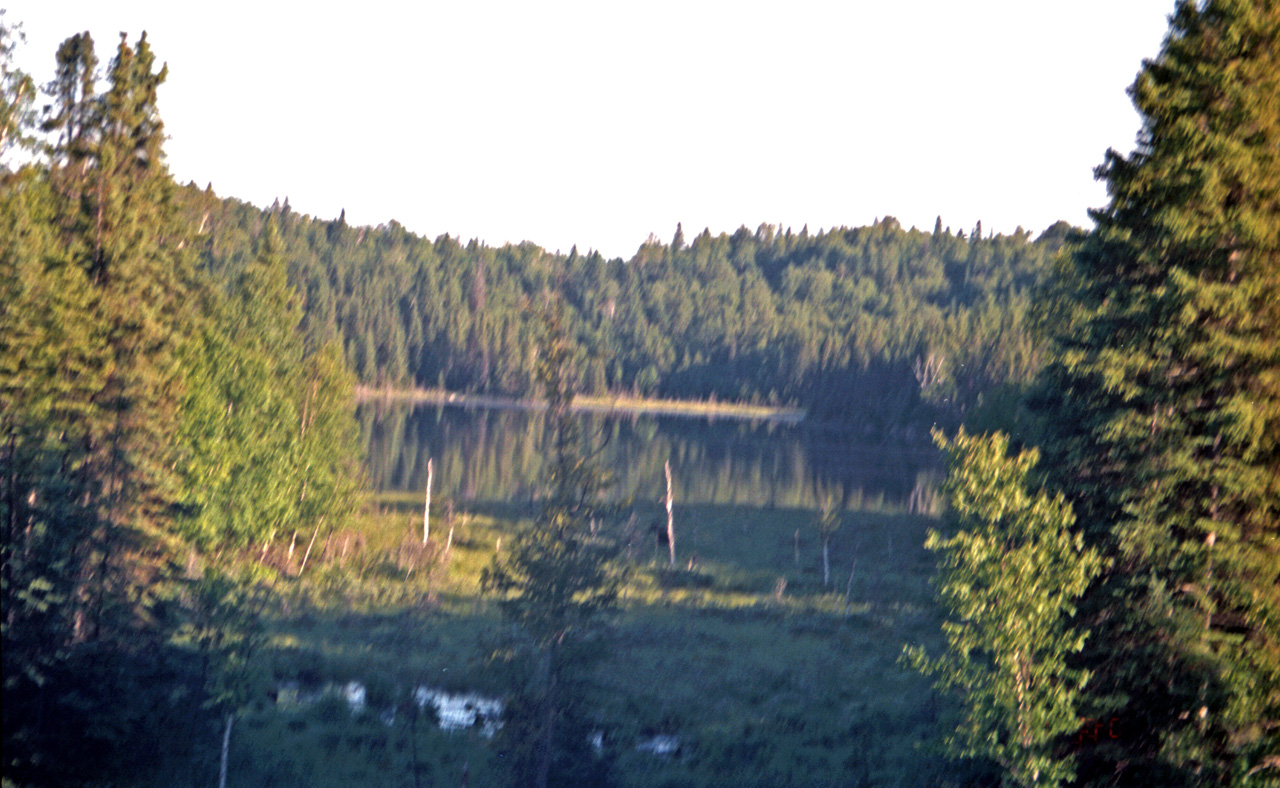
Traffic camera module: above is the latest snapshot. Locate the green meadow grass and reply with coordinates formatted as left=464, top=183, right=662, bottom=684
left=230, top=495, right=969, bottom=787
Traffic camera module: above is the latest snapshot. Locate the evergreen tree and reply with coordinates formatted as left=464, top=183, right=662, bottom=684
left=4, top=28, right=364, bottom=784
left=1, top=159, right=115, bottom=783
left=6, top=29, right=195, bottom=654
left=1031, top=2, right=1280, bottom=783
left=71, top=32, right=195, bottom=643
left=3, top=31, right=208, bottom=784
left=482, top=303, right=621, bottom=788
left=40, top=31, right=96, bottom=174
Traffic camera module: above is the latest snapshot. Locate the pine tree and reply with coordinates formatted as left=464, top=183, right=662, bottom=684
left=5, top=29, right=363, bottom=783
left=1032, top=2, right=1280, bottom=783
left=6, top=30, right=192, bottom=648
left=40, top=31, right=97, bottom=172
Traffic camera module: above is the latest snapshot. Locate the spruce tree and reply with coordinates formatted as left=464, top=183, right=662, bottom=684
left=482, top=303, right=621, bottom=788
left=2, top=30, right=198, bottom=782
left=1032, top=1, right=1280, bottom=784
left=5, top=28, right=363, bottom=782
left=63, top=32, right=197, bottom=643
left=1, top=156, right=115, bottom=784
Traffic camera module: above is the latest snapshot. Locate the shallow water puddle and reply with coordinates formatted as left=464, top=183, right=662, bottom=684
left=413, top=687, right=503, bottom=736
left=276, top=681, right=678, bottom=754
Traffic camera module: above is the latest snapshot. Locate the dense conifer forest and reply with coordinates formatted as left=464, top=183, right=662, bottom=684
left=2, top=1, right=1277, bottom=787
left=173, top=186, right=1066, bottom=433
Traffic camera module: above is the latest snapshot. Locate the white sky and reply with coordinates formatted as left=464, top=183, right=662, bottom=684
left=5, top=1, right=1175, bottom=259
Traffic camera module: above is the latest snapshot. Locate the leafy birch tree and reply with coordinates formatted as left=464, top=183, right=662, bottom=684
left=178, top=214, right=360, bottom=554
left=905, top=429, right=1102, bottom=788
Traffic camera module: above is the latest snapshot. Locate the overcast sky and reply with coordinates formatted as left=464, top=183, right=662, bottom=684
left=5, top=1, right=1175, bottom=258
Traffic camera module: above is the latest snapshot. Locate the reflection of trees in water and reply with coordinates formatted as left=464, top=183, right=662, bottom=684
left=357, top=405, right=941, bottom=513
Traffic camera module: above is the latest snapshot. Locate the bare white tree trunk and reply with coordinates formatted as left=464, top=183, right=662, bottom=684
left=299, top=518, right=323, bottom=575
left=259, top=527, right=275, bottom=564
left=423, top=458, right=433, bottom=545
left=823, top=538, right=831, bottom=587
left=844, top=560, right=857, bottom=615
left=218, top=712, right=234, bottom=788
left=664, top=460, right=676, bottom=567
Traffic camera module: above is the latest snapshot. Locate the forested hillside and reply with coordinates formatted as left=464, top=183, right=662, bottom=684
left=9, top=1, right=1272, bottom=786
left=176, top=188, right=1069, bottom=431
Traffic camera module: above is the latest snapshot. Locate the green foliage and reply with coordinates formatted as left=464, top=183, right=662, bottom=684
left=482, top=305, right=624, bottom=788
left=905, top=429, right=1101, bottom=788
left=1, top=164, right=116, bottom=784
left=37, top=30, right=197, bottom=639
left=180, top=568, right=271, bottom=712
left=2, top=29, right=364, bottom=786
left=3, top=33, right=198, bottom=784
left=0, top=13, right=36, bottom=157
left=178, top=216, right=361, bottom=552
left=1029, top=1, right=1280, bottom=783
left=483, top=307, right=623, bottom=646
left=177, top=186, right=1064, bottom=431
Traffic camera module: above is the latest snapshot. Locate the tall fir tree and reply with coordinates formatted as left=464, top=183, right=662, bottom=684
left=1, top=144, right=116, bottom=786
left=5, top=28, right=364, bottom=784
left=482, top=303, right=621, bottom=788
left=1031, top=1, right=1280, bottom=784
left=3, top=30, right=207, bottom=784
left=59, top=32, right=197, bottom=644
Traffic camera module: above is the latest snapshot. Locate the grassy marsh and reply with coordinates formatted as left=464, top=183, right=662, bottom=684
left=229, top=493, right=960, bottom=787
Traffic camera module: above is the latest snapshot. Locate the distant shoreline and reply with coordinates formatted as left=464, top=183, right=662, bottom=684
left=354, top=386, right=807, bottom=424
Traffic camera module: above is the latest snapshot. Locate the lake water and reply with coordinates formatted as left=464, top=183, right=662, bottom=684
left=358, top=403, right=941, bottom=515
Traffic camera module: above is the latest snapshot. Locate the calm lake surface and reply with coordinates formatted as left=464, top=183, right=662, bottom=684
left=358, top=403, right=942, bottom=515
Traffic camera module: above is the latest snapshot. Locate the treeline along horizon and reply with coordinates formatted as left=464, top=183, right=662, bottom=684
left=179, top=186, right=1071, bottom=432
